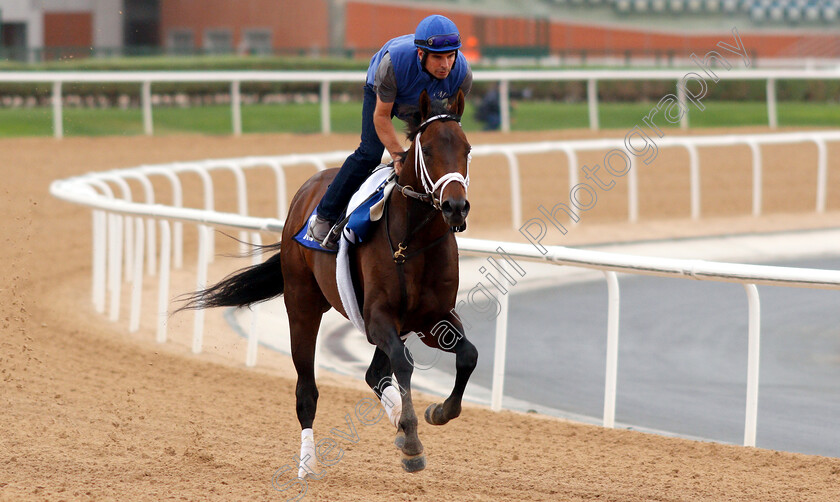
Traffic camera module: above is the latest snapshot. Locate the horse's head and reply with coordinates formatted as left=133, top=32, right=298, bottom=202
left=404, top=89, right=471, bottom=229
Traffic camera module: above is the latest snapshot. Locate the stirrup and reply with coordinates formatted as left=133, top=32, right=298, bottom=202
left=320, top=223, right=341, bottom=251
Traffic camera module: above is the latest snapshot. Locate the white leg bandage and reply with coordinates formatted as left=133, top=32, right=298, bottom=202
left=298, top=428, right=317, bottom=479
left=380, top=386, right=403, bottom=429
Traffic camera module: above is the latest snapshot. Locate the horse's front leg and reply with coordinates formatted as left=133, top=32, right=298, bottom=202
left=424, top=316, right=478, bottom=426
left=367, top=315, right=425, bottom=473
left=365, top=347, right=403, bottom=439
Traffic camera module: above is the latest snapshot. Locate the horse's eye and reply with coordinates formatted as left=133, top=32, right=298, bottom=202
left=421, top=146, right=432, bottom=157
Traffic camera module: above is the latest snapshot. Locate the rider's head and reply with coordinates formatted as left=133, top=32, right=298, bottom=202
left=414, top=14, right=461, bottom=80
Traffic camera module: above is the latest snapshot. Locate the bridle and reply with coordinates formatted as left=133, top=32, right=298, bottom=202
left=395, top=113, right=471, bottom=210
left=386, top=113, right=471, bottom=324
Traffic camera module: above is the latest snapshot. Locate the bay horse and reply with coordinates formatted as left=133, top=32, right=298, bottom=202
left=180, top=90, right=478, bottom=474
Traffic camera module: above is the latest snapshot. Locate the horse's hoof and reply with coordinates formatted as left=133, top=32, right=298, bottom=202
left=424, top=403, right=437, bottom=424
left=394, top=430, right=406, bottom=449
left=424, top=403, right=448, bottom=426
left=401, top=452, right=426, bottom=473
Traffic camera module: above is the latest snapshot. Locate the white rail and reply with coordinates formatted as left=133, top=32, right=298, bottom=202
left=4, top=68, right=840, bottom=137
left=473, top=131, right=840, bottom=227
left=49, top=135, right=840, bottom=449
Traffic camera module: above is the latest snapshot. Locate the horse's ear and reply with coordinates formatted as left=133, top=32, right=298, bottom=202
left=419, top=90, right=431, bottom=121
left=449, top=89, right=465, bottom=117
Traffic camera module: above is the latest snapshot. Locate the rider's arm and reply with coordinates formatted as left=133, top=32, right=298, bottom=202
left=373, top=54, right=406, bottom=175
left=373, top=96, right=406, bottom=175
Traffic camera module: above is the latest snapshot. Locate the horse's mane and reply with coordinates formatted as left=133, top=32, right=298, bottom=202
left=405, top=99, right=462, bottom=141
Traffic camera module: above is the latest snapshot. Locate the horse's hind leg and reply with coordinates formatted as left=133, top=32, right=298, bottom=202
left=424, top=317, right=478, bottom=426
left=285, top=280, right=329, bottom=478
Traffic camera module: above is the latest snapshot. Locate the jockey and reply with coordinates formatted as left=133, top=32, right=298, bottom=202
left=307, top=14, right=473, bottom=249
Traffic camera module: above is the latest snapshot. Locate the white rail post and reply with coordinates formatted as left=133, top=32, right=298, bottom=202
left=105, top=176, right=135, bottom=282
left=193, top=225, right=210, bottom=354
left=815, top=139, right=828, bottom=213
left=218, top=162, right=250, bottom=254
left=156, top=221, right=171, bottom=344
left=129, top=217, right=145, bottom=333
left=246, top=232, right=263, bottom=367
left=177, top=164, right=215, bottom=262
left=108, top=213, right=124, bottom=322
left=88, top=180, right=115, bottom=314
left=92, top=210, right=107, bottom=313
left=748, top=141, right=763, bottom=216
left=126, top=172, right=157, bottom=275
left=563, top=147, right=580, bottom=226
left=766, top=78, right=778, bottom=129
left=147, top=168, right=183, bottom=269
left=627, top=151, right=638, bottom=223
left=142, top=80, right=153, bottom=136
left=320, top=80, right=331, bottom=134
left=685, top=144, right=701, bottom=220
left=503, top=151, right=522, bottom=230
left=603, top=271, right=620, bottom=428
left=499, top=79, right=511, bottom=133
left=231, top=81, right=242, bottom=136
left=564, top=148, right=579, bottom=191
left=677, top=80, right=689, bottom=130
left=491, top=290, right=510, bottom=412
left=167, top=172, right=184, bottom=269
left=144, top=217, right=156, bottom=275
left=267, top=161, right=288, bottom=220
left=743, top=283, right=761, bottom=447
left=122, top=218, right=135, bottom=282
left=52, top=80, right=63, bottom=139
left=587, top=78, right=599, bottom=131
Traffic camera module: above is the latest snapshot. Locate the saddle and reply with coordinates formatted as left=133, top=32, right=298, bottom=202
left=293, top=165, right=396, bottom=253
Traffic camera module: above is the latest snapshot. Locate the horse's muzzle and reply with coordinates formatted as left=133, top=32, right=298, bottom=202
left=441, top=198, right=470, bottom=228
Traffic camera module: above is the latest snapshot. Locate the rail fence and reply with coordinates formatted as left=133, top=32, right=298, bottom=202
left=50, top=133, right=840, bottom=449
left=5, top=67, right=840, bottom=137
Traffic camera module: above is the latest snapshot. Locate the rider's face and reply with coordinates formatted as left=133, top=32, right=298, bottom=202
left=419, top=50, right=457, bottom=79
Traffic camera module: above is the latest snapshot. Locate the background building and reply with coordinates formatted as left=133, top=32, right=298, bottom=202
left=0, top=0, right=129, bottom=60
left=1, top=0, right=838, bottom=63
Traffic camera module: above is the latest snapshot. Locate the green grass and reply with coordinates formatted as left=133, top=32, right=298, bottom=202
left=0, top=100, right=837, bottom=137
left=508, top=101, right=840, bottom=131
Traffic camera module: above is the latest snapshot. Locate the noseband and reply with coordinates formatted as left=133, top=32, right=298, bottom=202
left=397, top=114, right=471, bottom=210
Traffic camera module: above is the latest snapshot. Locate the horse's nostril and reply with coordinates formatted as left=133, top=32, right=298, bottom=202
left=463, top=200, right=470, bottom=214
left=441, top=200, right=453, bottom=214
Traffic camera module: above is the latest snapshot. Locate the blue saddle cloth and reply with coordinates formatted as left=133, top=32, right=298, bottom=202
left=343, top=188, right=386, bottom=244
left=293, top=211, right=337, bottom=253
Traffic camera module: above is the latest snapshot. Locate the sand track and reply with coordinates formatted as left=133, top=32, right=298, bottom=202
left=3, top=129, right=840, bottom=501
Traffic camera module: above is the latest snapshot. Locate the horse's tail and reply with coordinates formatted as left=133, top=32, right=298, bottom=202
left=175, top=242, right=284, bottom=312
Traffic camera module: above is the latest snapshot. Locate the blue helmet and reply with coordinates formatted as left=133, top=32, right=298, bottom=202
left=414, top=15, right=461, bottom=53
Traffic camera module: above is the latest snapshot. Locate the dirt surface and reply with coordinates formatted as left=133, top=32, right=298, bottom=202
left=3, top=127, right=840, bottom=501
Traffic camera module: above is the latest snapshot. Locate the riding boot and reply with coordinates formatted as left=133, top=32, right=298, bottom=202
left=306, top=213, right=333, bottom=243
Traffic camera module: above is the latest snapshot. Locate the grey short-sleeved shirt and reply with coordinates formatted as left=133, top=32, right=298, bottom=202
left=373, top=53, right=473, bottom=117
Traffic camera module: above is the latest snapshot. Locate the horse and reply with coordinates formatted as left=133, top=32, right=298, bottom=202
left=179, top=89, right=477, bottom=474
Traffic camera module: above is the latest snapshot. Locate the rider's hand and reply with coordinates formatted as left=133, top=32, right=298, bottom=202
left=391, top=151, right=405, bottom=176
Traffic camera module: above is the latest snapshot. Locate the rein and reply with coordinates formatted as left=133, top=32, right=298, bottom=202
left=385, top=113, right=469, bottom=324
